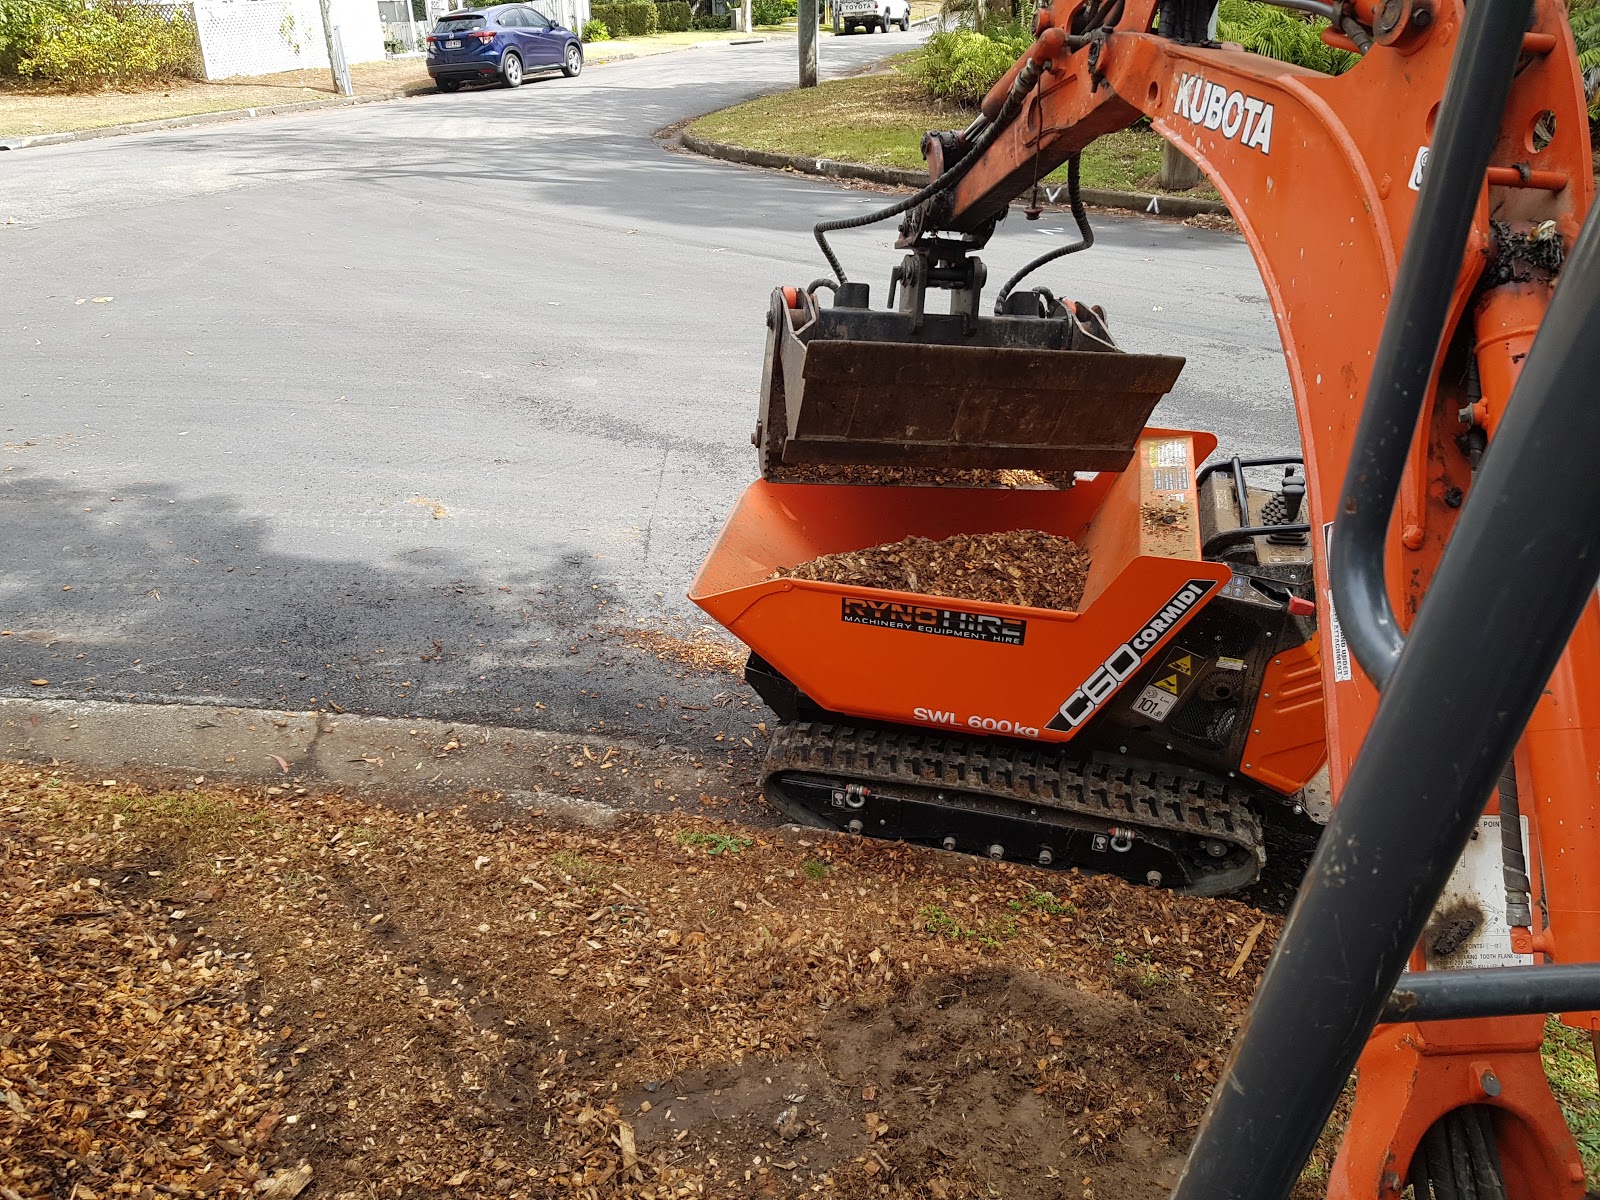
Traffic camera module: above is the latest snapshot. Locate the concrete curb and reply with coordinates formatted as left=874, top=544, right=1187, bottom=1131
left=678, top=129, right=1232, bottom=219
left=0, top=696, right=719, bottom=823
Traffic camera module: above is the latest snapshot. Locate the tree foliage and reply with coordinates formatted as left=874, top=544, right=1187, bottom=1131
left=1214, top=0, right=1356, bottom=74
left=1569, top=0, right=1600, bottom=116
left=910, top=23, right=1031, bottom=104
left=0, top=0, right=199, bottom=89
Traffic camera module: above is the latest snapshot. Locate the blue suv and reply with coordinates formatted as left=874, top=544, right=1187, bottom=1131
left=426, top=5, right=583, bottom=92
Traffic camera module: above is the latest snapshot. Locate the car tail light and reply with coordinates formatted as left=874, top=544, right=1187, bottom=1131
left=470, top=29, right=494, bottom=41
left=425, top=34, right=437, bottom=43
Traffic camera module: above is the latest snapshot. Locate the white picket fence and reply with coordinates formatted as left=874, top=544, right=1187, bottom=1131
left=192, top=0, right=387, bottom=80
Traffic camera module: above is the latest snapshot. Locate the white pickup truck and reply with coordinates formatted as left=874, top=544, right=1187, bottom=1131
left=831, top=0, right=909, bottom=34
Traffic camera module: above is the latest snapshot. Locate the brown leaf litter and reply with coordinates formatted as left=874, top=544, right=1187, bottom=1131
left=609, top=627, right=747, bottom=676
left=778, top=529, right=1092, bottom=612
left=1, top=762, right=1318, bottom=1200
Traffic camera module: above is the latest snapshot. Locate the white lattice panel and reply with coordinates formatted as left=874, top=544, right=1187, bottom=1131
left=194, top=0, right=385, bottom=81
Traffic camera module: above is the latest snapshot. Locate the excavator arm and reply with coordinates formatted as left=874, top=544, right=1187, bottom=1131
left=907, top=0, right=1592, bottom=781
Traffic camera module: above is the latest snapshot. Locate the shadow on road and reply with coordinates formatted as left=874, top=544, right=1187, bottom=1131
left=0, top=472, right=757, bottom=744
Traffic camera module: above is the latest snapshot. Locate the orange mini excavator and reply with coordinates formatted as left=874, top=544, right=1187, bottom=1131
left=693, top=0, right=1600, bottom=1192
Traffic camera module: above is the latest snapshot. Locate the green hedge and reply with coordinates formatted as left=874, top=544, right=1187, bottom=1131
left=581, top=16, right=611, bottom=38
left=590, top=1, right=624, bottom=34
left=691, top=11, right=732, bottom=27
left=909, top=27, right=1031, bottom=104
left=619, top=0, right=658, bottom=34
left=0, top=0, right=200, bottom=88
left=656, top=0, right=691, bottom=30
left=751, top=0, right=794, bottom=23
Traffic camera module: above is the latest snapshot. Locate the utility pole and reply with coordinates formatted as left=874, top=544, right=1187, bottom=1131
left=798, top=0, right=816, bottom=86
left=742, top=0, right=751, bottom=34
left=317, top=0, right=352, bottom=94
left=1159, top=1, right=1219, bottom=191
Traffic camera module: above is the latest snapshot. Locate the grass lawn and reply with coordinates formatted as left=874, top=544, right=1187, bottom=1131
left=0, top=60, right=431, bottom=139
left=688, top=68, right=1222, bottom=197
left=1544, top=1017, right=1600, bottom=1183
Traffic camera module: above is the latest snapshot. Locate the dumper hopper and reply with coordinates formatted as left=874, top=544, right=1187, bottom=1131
left=692, top=430, right=1228, bottom=743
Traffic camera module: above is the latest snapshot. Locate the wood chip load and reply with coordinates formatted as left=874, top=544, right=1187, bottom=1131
left=777, top=528, right=1092, bottom=611
left=768, top=464, right=1077, bottom=488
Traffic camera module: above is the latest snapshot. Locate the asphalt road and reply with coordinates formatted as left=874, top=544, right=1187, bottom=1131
left=0, top=35, right=1296, bottom=747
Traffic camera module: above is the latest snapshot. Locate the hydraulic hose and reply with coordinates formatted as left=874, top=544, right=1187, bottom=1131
left=992, top=153, right=1094, bottom=313
left=812, top=40, right=1073, bottom=284
left=1330, top=0, right=1533, bottom=689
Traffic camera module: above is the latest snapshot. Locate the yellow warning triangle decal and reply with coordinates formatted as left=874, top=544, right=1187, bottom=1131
left=1170, top=655, right=1194, bottom=675
left=1154, top=674, right=1180, bottom=695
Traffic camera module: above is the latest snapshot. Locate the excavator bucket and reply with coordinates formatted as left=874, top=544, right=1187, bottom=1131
left=754, top=287, right=1187, bottom=475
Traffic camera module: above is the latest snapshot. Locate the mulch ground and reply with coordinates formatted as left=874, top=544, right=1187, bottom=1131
left=0, top=761, right=1346, bottom=1200
left=778, top=530, right=1092, bottom=612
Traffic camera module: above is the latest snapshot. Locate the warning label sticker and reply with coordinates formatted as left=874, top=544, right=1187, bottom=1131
left=1153, top=440, right=1188, bottom=469
left=1417, top=815, right=1534, bottom=972
left=1323, top=523, right=1353, bottom=683
left=1127, top=647, right=1200, bottom=724
left=1131, top=684, right=1178, bottom=722
left=1151, top=467, right=1189, bottom=493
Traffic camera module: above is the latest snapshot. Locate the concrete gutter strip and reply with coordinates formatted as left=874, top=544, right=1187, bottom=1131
left=0, top=696, right=716, bottom=825
left=678, top=129, right=1232, bottom=219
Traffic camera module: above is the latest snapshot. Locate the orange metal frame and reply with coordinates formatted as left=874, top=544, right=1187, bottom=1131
left=935, top=0, right=1596, bottom=1192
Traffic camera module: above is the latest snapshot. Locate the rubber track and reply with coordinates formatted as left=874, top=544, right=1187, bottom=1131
left=765, top=721, right=1265, bottom=874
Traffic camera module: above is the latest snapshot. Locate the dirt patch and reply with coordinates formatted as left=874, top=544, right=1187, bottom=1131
left=1, top=761, right=1293, bottom=1199
left=778, top=529, right=1092, bottom=612
left=1424, top=897, right=1484, bottom=961
left=617, top=968, right=1225, bottom=1199
left=1141, top=499, right=1194, bottom=557
left=768, top=465, right=1076, bottom=489
left=1182, top=211, right=1238, bottom=233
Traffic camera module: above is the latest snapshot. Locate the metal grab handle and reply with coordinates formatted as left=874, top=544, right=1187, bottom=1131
left=1383, top=964, right=1600, bottom=1025
left=1328, top=0, right=1532, bottom=690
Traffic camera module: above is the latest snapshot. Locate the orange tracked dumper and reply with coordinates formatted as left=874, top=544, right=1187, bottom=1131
left=691, top=0, right=1600, bottom=1192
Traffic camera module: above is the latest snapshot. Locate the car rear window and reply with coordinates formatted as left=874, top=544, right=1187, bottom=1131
left=433, top=14, right=484, bottom=32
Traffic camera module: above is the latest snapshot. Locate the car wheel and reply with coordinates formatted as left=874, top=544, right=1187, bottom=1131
left=562, top=43, right=583, bottom=76
left=898, top=13, right=909, bottom=29
left=436, top=77, right=462, bottom=92
left=501, top=50, right=523, bottom=88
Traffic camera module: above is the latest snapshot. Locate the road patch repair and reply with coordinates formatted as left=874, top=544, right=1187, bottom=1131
left=0, top=754, right=1336, bottom=1198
